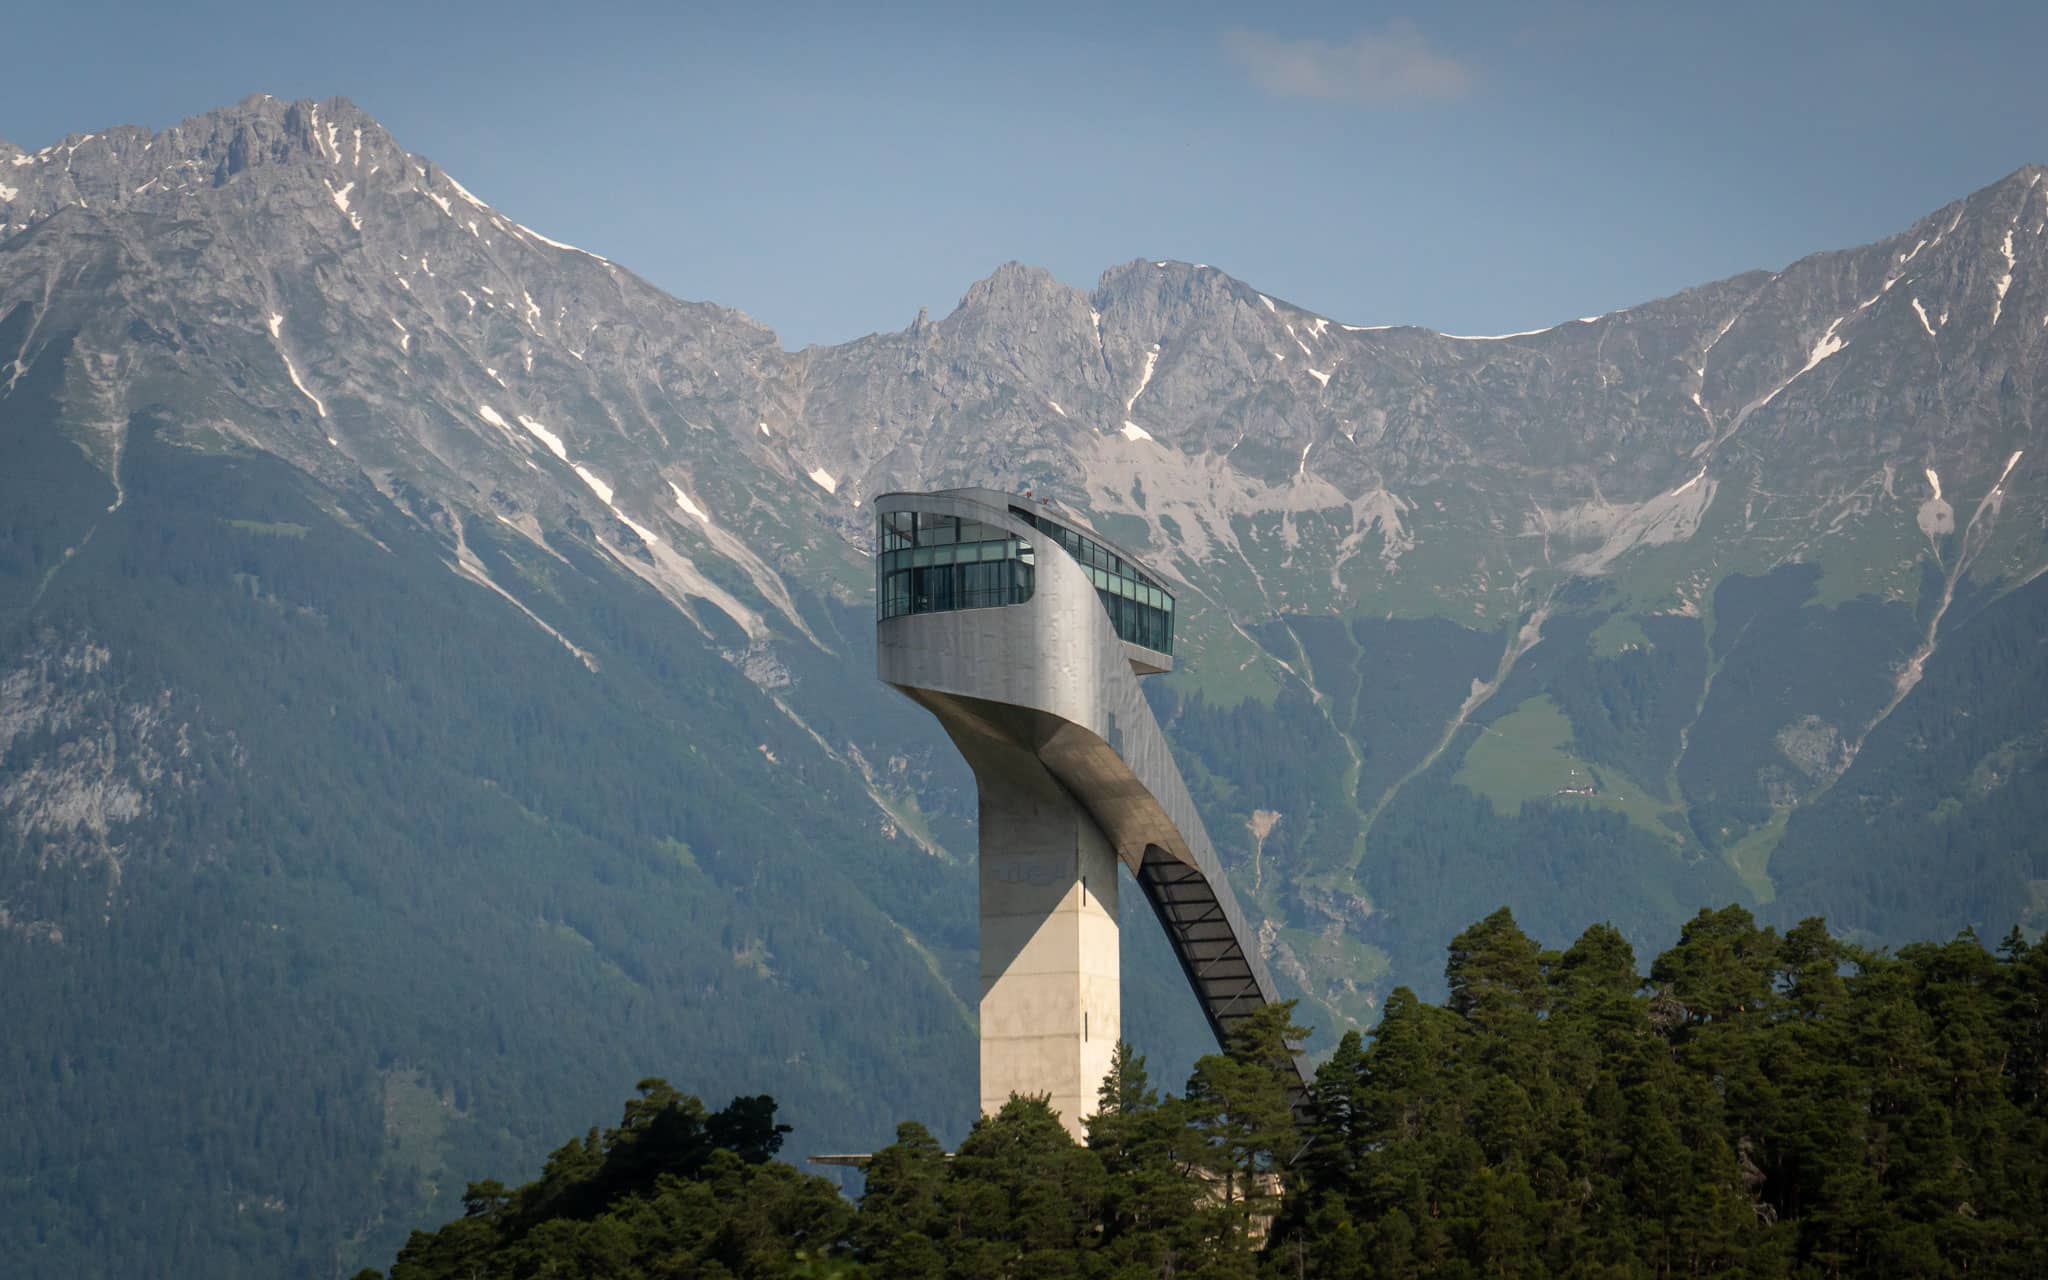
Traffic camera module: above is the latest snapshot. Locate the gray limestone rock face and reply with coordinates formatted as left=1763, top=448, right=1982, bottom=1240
left=7, top=96, right=2044, bottom=637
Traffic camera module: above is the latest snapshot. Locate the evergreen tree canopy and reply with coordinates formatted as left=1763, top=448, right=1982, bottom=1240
left=372, top=911, right=2048, bottom=1279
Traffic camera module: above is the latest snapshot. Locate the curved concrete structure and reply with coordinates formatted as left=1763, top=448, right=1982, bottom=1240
left=874, top=487, right=1305, bottom=1135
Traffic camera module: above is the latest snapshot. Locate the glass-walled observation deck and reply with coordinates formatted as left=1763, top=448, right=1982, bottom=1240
left=1010, top=508, right=1173, bottom=655
left=877, top=511, right=1036, bottom=620
left=875, top=505, right=1174, bottom=656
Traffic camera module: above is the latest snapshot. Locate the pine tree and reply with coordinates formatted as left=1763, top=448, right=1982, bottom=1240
left=853, top=1121, right=948, bottom=1278
left=944, top=1095, right=1107, bottom=1277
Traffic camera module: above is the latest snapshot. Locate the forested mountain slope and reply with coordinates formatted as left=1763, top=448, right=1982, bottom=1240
left=2, top=95, right=2045, bottom=1274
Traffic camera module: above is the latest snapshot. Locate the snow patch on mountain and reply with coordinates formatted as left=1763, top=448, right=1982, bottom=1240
left=1740, top=316, right=1851, bottom=424
left=573, top=465, right=614, bottom=505
left=616, top=512, right=663, bottom=547
left=1918, top=467, right=1954, bottom=538
left=669, top=481, right=710, bottom=523
left=444, top=173, right=489, bottom=211
left=279, top=351, right=325, bottom=418
left=513, top=221, right=608, bottom=263
left=1993, top=228, right=2015, bottom=327
left=516, top=415, right=567, bottom=461
left=1441, top=325, right=1555, bottom=341
left=1994, top=450, right=2023, bottom=493
left=1797, top=319, right=1848, bottom=375
left=1126, top=344, right=1159, bottom=412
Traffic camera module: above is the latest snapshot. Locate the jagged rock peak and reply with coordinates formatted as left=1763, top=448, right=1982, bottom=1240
left=1095, top=257, right=1261, bottom=306
left=1089, top=258, right=1289, bottom=342
left=1991, top=162, right=2048, bottom=189
left=954, top=261, right=1079, bottom=313
left=0, top=93, right=418, bottom=231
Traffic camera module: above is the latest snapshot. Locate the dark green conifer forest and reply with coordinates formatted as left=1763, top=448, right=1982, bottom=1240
left=369, top=907, right=2048, bottom=1279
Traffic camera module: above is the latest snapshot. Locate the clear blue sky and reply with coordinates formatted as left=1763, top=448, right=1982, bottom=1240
left=8, top=0, right=2044, bottom=348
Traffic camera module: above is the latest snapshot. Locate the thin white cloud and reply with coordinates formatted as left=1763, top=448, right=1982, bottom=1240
left=1222, top=20, right=1475, bottom=104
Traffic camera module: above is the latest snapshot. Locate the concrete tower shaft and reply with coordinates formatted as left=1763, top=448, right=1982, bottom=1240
left=875, top=488, right=1302, bottom=1138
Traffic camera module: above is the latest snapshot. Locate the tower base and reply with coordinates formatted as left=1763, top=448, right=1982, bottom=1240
left=964, top=731, right=1120, bottom=1138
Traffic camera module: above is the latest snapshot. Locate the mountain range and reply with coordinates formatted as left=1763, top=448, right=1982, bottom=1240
left=3, top=95, right=2045, bottom=1276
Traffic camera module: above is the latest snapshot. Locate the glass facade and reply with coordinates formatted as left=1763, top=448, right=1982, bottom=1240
left=1011, top=508, right=1174, bottom=655
left=876, top=510, right=1035, bottom=620
left=874, top=504, right=1175, bottom=656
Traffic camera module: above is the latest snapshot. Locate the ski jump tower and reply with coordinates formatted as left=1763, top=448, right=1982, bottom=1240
left=874, top=488, right=1300, bottom=1135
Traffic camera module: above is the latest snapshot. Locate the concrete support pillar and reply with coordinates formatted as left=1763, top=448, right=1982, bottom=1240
left=968, top=735, right=1120, bottom=1139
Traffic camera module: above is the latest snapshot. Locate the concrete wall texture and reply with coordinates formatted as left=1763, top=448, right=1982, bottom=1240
left=875, top=488, right=1297, bottom=1140
left=974, top=732, right=1121, bottom=1128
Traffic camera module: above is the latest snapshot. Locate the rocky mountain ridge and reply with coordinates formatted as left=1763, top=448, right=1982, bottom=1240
left=7, top=98, right=2042, bottom=630
left=7, top=89, right=2046, bottom=983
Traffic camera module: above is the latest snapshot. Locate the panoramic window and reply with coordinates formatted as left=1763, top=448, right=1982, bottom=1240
left=1010, top=508, right=1174, bottom=654
left=876, top=511, right=1035, bottom=620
